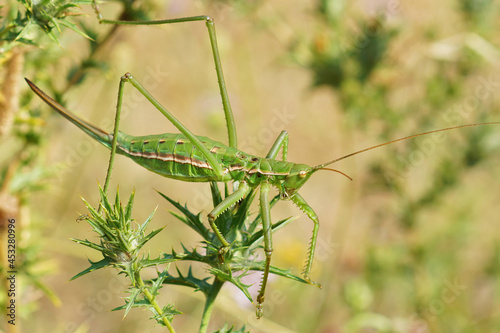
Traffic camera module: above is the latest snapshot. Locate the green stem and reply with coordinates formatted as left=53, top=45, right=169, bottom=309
left=199, top=278, right=224, bottom=333
left=135, top=271, right=177, bottom=333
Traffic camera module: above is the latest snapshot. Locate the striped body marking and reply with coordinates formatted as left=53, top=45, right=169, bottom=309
left=115, top=132, right=296, bottom=185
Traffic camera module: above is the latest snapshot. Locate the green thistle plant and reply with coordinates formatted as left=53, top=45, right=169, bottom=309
left=1, top=0, right=93, bottom=54
left=72, top=183, right=306, bottom=332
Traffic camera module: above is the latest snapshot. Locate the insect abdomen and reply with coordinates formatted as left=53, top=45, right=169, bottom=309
left=116, top=132, right=233, bottom=182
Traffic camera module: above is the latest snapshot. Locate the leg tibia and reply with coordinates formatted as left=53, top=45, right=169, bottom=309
left=256, top=182, right=273, bottom=319
left=92, top=1, right=237, bottom=148
left=208, top=182, right=251, bottom=249
left=290, top=193, right=321, bottom=287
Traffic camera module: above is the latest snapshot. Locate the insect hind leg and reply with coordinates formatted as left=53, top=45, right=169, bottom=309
left=119, top=73, right=225, bottom=178
left=92, top=1, right=237, bottom=149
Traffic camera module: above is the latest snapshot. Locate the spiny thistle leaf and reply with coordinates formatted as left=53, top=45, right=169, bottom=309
left=98, top=186, right=113, bottom=214
left=209, top=268, right=253, bottom=303
left=113, top=291, right=149, bottom=312
left=210, top=181, right=224, bottom=207
left=151, top=305, right=182, bottom=325
left=210, top=182, right=235, bottom=237
left=137, top=227, right=164, bottom=250
left=231, top=189, right=256, bottom=231
left=138, top=253, right=181, bottom=268
left=137, top=207, right=155, bottom=235
left=122, top=287, right=142, bottom=317
left=157, top=266, right=211, bottom=294
left=125, top=190, right=137, bottom=216
left=149, top=268, right=169, bottom=296
left=157, top=190, right=210, bottom=240
left=57, top=16, right=92, bottom=40
left=71, top=238, right=106, bottom=252
left=70, top=257, right=112, bottom=280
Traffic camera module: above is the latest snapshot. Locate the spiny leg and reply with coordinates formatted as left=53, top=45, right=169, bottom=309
left=208, top=182, right=252, bottom=259
left=256, top=181, right=273, bottom=319
left=266, top=130, right=289, bottom=160
left=121, top=73, right=225, bottom=178
left=101, top=77, right=126, bottom=197
left=290, top=193, right=322, bottom=288
left=92, top=1, right=237, bottom=149
left=250, top=130, right=288, bottom=317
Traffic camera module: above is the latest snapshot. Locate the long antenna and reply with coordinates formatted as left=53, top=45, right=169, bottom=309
left=316, top=167, right=353, bottom=180
left=314, top=122, right=500, bottom=169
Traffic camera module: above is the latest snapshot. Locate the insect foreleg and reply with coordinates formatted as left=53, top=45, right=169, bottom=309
left=256, top=181, right=273, bottom=319
left=208, top=182, right=252, bottom=254
left=120, top=74, right=225, bottom=178
left=290, top=193, right=322, bottom=288
left=265, top=130, right=289, bottom=161
left=93, top=1, right=237, bottom=148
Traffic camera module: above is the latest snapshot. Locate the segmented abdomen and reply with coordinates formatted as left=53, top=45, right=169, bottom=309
left=115, top=132, right=236, bottom=182
left=114, top=132, right=296, bottom=184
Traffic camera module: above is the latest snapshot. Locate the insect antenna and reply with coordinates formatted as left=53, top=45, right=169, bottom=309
left=316, top=168, right=353, bottom=180
left=315, top=122, right=500, bottom=169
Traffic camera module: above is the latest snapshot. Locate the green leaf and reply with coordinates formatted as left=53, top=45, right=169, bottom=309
left=138, top=253, right=180, bottom=268
left=151, top=305, right=182, bottom=325
left=210, top=181, right=223, bottom=207
left=210, top=182, right=232, bottom=236
left=149, top=268, right=169, bottom=296
left=137, top=227, right=164, bottom=250
left=70, top=258, right=112, bottom=280
left=123, top=288, right=142, bottom=317
left=112, top=294, right=150, bottom=313
left=99, top=186, right=113, bottom=214
left=147, top=266, right=212, bottom=294
left=158, top=190, right=210, bottom=240
left=231, top=189, right=256, bottom=232
left=71, top=238, right=106, bottom=252
left=138, top=208, right=157, bottom=235
left=13, top=20, right=34, bottom=42
left=209, top=268, right=253, bottom=303
left=124, top=190, right=136, bottom=222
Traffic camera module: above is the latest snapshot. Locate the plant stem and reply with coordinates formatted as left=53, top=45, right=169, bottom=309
left=135, top=271, right=177, bottom=333
left=199, top=278, right=224, bottom=333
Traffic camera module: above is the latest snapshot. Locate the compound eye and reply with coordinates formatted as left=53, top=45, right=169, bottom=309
left=299, top=171, right=307, bottom=178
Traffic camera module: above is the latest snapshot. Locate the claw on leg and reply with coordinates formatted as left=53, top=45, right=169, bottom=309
left=256, top=295, right=265, bottom=319
left=304, top=275, right=322, bottom=288
left=217, top=245, right=230, bottom=263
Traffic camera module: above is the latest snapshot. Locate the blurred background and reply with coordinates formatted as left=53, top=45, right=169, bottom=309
left=2, top=0, right=500, bottom=332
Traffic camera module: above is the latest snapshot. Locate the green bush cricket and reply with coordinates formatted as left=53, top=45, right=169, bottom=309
left=25, top=7, right=500, bottom=318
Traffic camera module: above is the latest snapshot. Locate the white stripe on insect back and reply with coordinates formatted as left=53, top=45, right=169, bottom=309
left=120, top=143, right=289, bottom=176
left=120, top=146, right=215, bottom=170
